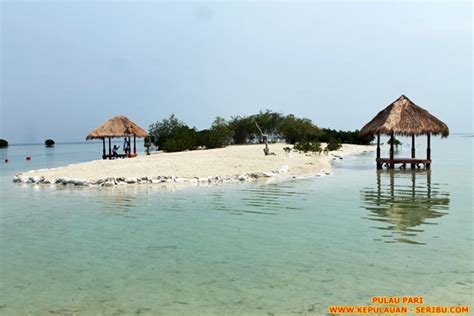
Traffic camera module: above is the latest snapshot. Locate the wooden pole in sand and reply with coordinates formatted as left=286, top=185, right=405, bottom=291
left=411, top=135, right=416, bottom=169
left=102, top=138, right=106, bottom=159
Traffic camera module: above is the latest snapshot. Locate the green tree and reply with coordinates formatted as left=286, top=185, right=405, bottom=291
left=161, top=126, right=198, bottom=152
left=229, top=116, right=258, bottom=144
left=325, top=138, right=342, bottom=151
left=45, top=139, right=55, bottom=147
left=279, top=115, right=320, bottom=144
left=252, top=110, right=285, bottom=137
left=148, top=114, right=187, bottom=149
left=387, top=137, right=402, bottom=146
left=204, top=116, right=234, bottom=148
left=0, top=139, right=8, bottom=148
left=294, top=140, right=322, bottom=154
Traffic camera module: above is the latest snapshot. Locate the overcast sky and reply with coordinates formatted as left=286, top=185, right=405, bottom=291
left=1, top=1, right=472, bottom=144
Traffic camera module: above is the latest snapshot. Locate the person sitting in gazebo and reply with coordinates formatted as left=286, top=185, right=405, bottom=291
left=112, top=145, right=120, bottom=158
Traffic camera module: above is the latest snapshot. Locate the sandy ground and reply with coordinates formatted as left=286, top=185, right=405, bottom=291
left=18, top=143, right=374, bottom=183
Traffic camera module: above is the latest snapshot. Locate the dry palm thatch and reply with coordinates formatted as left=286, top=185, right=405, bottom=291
left=360, top=95, right=449, bottom=137
left=86, top=116, right=148, bottom=140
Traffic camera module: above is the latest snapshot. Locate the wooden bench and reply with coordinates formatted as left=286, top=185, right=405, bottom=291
left=376, top=158, right=431, bottom=169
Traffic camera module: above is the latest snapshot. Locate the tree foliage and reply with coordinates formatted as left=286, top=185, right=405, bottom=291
left=0, top=139, right=8, bottom=148
left=294, top=140, right=322, bottom=154
left=279, top=115, right=320, bottom=144
left=149, top=115, right=233, bottom=152
left=200, top=117, right=234, bottom=149
left=318, top=128, right=374, bottom=145
left=45, top=139, right=55, bottom=147
left=148, top=114, right=187, bottom=150
left=229, top=116, right=258, bottom=144
left=325, top=138, right=342, bottom=151
left=387, top=137, right=402, bottom=146
left=147, top=110, right=374, bottom=153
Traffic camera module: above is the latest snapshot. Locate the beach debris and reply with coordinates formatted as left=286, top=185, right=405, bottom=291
left=125, top=178, right=137, bottom=184
left=278, top=165, right=289, bottom=173
left=238, top=174, right=249, bottom=181
left=30, top=176, right=44, bottom=183
left=102, top=178, right=116, bottom=186
left=198, top=177, right=209, bottom=183
left=72, top=179, right=87, bottom=186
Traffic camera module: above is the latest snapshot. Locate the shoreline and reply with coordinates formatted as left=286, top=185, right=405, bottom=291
left=13, top=143, right=374, bottom=187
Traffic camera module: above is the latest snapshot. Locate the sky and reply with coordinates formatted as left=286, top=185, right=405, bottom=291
left=1, top=1, right=472, bottom=144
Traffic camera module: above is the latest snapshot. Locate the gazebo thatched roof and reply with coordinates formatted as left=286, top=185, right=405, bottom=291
left=86, top=116, right=148, bottom=140
left=360, top=95, right=449, bottom=137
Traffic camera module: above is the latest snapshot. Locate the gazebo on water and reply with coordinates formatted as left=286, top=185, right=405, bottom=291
left=360, top=95, right=449, bottom=169
left=86, top=116, right=148, bottom=159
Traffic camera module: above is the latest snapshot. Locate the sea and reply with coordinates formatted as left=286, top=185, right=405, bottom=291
left=0, top=135, right=472, bottom=315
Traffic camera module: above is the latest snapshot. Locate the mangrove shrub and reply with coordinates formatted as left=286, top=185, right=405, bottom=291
left=45, top=139, right=55, bottom=147
left=0, top=139, right=8, bottom=148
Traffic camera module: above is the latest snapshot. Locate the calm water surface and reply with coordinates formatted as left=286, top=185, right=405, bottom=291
left=0, top=137, right=472, bottom=315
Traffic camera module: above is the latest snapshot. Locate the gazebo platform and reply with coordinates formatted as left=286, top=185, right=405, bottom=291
left=102, top=153, right=138, bottom=160
left=376, top=158, right=431, bottom=169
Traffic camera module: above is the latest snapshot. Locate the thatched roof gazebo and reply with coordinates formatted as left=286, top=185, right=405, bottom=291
left=360, top=95, right=449, bottom=169
left=86, top=116, right=148, bottom=159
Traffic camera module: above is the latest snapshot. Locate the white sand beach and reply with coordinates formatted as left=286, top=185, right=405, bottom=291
left=15, top=143, right=374, bottom=185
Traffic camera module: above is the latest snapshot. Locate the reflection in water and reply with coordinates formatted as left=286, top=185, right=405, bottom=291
left=93, top=180, right=312, bottom=219
left=360, top=170, right=450, bottom=245
left=97, top=189, right=143, bottom=218
left=198, top=181, right=311, bottom=216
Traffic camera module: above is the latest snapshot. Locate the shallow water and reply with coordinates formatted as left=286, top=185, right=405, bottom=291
left=0, top=136, right=472, bottom=315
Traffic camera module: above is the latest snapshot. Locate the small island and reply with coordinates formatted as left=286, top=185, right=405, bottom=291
left=45, top=139, right=55, bottom=147
left=14, top=143, right=373, bottom=186
left=0, top=139, right=8, bottom=148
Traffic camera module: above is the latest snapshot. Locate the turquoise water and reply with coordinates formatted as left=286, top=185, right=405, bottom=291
left=0, top=137, right=472, bottom=315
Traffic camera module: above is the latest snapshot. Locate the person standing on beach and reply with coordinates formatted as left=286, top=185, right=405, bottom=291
left=123, top=137, right=130, bottom=156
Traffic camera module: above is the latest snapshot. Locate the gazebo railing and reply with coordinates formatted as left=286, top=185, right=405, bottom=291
left=376, top=132, right=432, bottom=169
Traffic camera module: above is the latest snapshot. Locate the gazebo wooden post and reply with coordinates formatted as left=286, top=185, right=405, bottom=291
left=133, top=135, right=137, bottom=155
left=376, top=133, right=382, bottom=169
left=426, top=133, right=431, bottom=169
left=389, top=132, right=394, bottom=169
left=128, top=136, right=131, bottom=157
left=102, top=138, right=106, bottom=159
left=108, top=137, right=112, bottom=160
left=411, top=135, right=416, bottom=169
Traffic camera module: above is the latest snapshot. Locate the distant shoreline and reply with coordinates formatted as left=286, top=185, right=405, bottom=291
left=14, top=143, right=374, bottom=187
left=2, top=132, right=473, bottom=147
